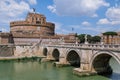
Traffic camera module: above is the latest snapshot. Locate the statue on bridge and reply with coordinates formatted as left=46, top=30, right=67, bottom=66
left=84, top=34, right=89, bottom=44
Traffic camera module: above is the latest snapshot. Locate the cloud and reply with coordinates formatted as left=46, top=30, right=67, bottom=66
left=81, top=21, right=91, bottom=26
left=48, top=0, right=109, bottom=17
left=81, top=25, right=118, bottom=34
left=54, top=22, right=71, bottom=34
left=0, top=0, right=37, bottom=31
left=97, top=7, right=120, bottom=25
left=62, top=24, right=110, bottom=35
left=28, top=0, right=37, bottom=5
left=47, top=5, right=56, bottom=13
left=54, top=21, right=118, bottom=35
left=97, top=18, right=120, bottom=25
left=97, top=18, right=110, bottom=25
left=1, top=28, right=7, bottom=32
left=106, top=7, right=120, bottom=21
left=0, top=0, right=32, bottom=23
left=0, top=0, right=31, bottom=18
left=0, top=27, right=8, bottom=32
left=54, top=22, right=62, bottom=31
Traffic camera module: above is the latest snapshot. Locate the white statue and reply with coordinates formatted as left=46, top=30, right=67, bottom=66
left=85, top=34, right=88, bottom=44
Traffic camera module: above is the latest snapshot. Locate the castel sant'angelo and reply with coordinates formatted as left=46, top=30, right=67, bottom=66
left=0, top=11, right=78, bottom=44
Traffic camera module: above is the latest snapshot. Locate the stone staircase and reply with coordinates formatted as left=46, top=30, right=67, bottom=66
left=18, top=41, right=41, bottom=57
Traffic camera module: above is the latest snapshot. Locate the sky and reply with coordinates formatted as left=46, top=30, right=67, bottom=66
left=0, top=0, right=120, bottom=35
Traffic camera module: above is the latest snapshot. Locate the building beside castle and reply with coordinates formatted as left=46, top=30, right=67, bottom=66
left=0, top=12, right=78, bottom=44
left=101, top=32, right=120, bottom=44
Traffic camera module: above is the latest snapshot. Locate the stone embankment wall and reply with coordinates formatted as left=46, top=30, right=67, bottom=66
left=0, top=45, right=14, bottom=57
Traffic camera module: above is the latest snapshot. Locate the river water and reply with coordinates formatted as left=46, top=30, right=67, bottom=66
left=0, top=57, right=120, bottom=80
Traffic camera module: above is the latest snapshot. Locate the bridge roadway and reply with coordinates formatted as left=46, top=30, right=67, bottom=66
left=14, top=43, right=120, bottom=76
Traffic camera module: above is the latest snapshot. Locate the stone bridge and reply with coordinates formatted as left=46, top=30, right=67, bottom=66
left=4, top=43, right=120, bottom=76
left=39, top=43, right=120, bottom=76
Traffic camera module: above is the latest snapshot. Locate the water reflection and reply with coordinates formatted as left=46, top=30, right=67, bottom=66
left=0, top=58, right=119, bottom=80
left=108, top=57, right=120, bottom=80
left=109, top=72, right=120, bottom=80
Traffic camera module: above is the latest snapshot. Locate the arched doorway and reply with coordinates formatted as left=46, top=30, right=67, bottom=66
left=52, top=49, right=60, bottom=61
left=66, top=50, right=80, bottom=67
left=92, top=53, right=115, bottom=75
left=43, top=48, right=48, bottom=56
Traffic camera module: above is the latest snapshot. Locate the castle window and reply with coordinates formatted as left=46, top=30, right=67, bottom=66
left=32, top=17, right=34, bottom=22
left=37, top=18, right=40, bottom=21
left=36, top=21, right=40, bottom=24
left=37, top=27, right=40, bottom=31
left=42, top=18, right=46, bottom=24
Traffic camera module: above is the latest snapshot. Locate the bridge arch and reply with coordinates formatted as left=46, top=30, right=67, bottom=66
left=43, top=48, right=48, bottom=56
left=66, top=49, right=81, bottom=67
left=52, top=48, right=60, bottom=61
left=91, top=51, right=120, bottom=75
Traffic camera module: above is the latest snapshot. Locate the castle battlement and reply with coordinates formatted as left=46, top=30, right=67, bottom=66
left=10, top=21, right=41, bottom=27
left=0, top=32, right=11, bottom=37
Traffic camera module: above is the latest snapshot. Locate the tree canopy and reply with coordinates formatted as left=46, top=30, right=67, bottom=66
left=91, top=36, right=101, bottom=43
left=77, top=34, right=86, bottom=43
left=103, top=31, right=118, bottom=36
left=77, top=34, right=101, bottom=43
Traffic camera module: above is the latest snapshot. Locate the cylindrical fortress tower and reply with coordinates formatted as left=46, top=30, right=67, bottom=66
left=10, top=12, right=55, bottom=36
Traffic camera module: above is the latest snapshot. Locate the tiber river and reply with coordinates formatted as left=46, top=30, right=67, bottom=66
left=0, top=57, right=120, bottom=80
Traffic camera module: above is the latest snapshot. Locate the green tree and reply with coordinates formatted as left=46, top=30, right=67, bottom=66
left=103, top=31, right=117, bottom=35
left=75, top=33, right=78, bottom=37
left=91, top=36, right=101, bottom=43
left=77, top=34, right=92, bottom=43
left=77, top=34, right=85, bottom=43
left=87, top=35, right=92, bottom=43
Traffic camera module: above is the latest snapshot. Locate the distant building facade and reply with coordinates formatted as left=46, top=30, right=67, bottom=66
left=0, top=12, right=78, bottom=44
left=101, top=32, right=120, bottom=44
left=0, top=33, right=12, bottom=44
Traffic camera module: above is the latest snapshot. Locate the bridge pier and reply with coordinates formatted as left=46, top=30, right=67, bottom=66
left=73, top=68, right=97, bottom=76
left=73, top=62, right=97, bottom=76
left=81, top=63, right=89, bottom=70
left=54, top=56, right=70, bottom=67
left=54, top=62, right=70, bottom=67
left=46, top=53, right=55, bottom=61
left=73, top=63, right=97, bottom=76
left=43, top=47, right=55, bottom=61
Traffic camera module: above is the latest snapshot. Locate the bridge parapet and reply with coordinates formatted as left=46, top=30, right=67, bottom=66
left=46, top=43, right=120, bottom=51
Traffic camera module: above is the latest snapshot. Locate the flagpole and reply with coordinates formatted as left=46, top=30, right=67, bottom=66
left=72, top=27, right=74, bottom=33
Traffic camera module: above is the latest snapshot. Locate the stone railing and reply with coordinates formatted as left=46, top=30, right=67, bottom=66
left=47, top=43, right=120, bottom=51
